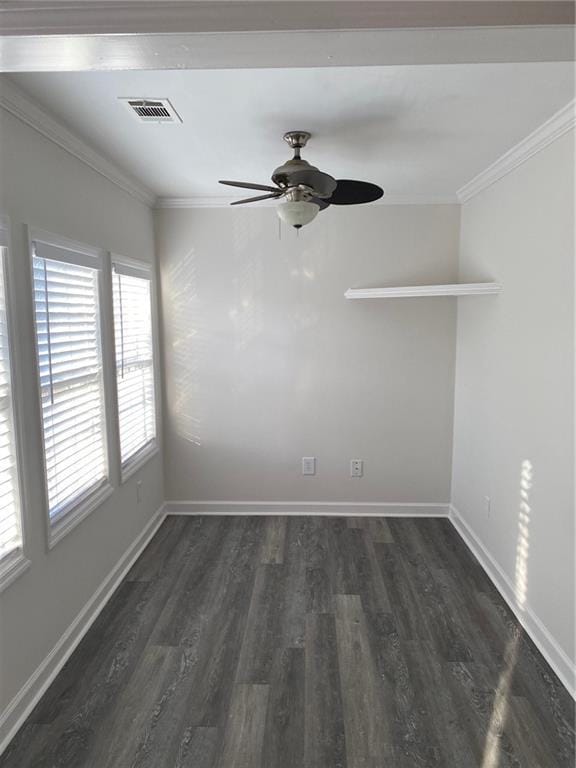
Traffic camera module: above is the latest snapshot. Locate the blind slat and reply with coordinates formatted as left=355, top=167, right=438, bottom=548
left=33, top=253, right=107, bottom=518
left=113, top=269, right=156, bottom=466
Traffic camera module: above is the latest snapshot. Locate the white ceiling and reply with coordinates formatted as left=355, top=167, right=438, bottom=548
left=10, top=63, right=574, bottom=201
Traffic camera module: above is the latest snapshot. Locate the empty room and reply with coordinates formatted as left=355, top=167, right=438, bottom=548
left=0, top=2, right=574, bottom=766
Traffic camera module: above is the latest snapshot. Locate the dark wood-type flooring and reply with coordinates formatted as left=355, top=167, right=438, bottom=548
left=2, top=516, right=574, bottom=767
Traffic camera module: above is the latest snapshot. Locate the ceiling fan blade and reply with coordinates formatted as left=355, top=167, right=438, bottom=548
left=287, top=169, right=337, bottom=198
left=219, top=180, right=279, bottom=193
left=311, top=197, right=330, bottom=211
left=327, top=180, right=384, bottom=205
left=230, top=192, right=283, bottom=206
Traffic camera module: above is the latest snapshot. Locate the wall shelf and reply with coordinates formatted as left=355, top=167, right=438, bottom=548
left=345, top=282, right=502, bottom=300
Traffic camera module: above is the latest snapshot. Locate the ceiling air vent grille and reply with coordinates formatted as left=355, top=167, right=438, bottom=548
left=120, top=98, right=182, bottom=124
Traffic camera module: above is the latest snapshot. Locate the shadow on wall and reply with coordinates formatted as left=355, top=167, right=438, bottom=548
left=481, top=459, right=532, bottom=768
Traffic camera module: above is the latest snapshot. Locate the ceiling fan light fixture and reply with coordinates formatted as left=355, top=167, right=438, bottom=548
left=276, top=200, right=320, bottom=229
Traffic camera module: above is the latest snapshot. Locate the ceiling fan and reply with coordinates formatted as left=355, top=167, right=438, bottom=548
left=219, top=131, right=384, bottom=229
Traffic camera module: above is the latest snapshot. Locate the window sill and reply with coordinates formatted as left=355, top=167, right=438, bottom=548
left=48, top=482, right=114, bottom=549
left=0, top=548, right=31, bottom=594
left=121, top=441, right=159, bottom=484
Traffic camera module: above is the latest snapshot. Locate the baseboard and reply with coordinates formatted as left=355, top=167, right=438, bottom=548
left=449, top=504, right=575, bottom=700
left=165, top=500, right=450, bottom=517
left=0, top=505, right=167, bottom=757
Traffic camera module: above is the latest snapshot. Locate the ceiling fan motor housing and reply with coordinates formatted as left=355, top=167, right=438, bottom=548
left=272, top=156, right=317, bottom=188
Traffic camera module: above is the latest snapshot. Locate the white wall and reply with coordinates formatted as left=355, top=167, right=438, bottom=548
left=0, top=109, right=164, bottom=727
left=157, top=204, right=460, bottom=504
left=451, top=131, right=575, bottom=677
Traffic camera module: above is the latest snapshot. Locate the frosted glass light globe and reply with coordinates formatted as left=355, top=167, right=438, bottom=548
left=276, top=200, right=320, bottom=229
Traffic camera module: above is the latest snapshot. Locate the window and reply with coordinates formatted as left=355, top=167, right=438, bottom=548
left=32, top=236, right=109, bottom=528
left=112, top=263, right=156, bottom=472
left=0, top=229, right=25, bottom=578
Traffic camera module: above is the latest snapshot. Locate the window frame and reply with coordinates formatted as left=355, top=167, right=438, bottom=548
left=0, top=215, right=31, bottom=591
left=111, top=255, right=160, bottom=483
left=28, top=226, right=115, bottom=548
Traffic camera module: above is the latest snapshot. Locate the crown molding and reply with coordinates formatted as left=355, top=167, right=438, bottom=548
left=0, top=77, right=156, bottom=208
left=155, top=193, right=459, bottom=209
left=457, top=99, right=576, bottom=204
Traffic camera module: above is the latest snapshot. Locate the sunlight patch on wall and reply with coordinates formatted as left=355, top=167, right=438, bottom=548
left=515, top=459, right=533, bottom=611
left=482, top=459, right=533, bottom=767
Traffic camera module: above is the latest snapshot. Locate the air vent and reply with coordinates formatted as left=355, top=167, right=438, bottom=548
left=120, top=98, right=182, bottom=124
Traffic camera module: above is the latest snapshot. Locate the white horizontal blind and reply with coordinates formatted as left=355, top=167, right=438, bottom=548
left=0, top=247, right=22, bottom=559
left=113, top=266, right=156, bottom=467
left=33, top=249, right=108, bottom=520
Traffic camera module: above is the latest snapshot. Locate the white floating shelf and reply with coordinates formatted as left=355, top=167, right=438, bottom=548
left=345, top=282, right=502, bottom=300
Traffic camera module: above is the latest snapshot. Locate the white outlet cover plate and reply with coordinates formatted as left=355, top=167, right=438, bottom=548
left=350, top=459, right=364, bottom=477
left=302, top=457, right=316, bottom=476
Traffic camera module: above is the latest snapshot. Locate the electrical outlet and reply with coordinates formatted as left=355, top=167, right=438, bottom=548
left=302, top=457, right=316, bottom=476
left=350, top=459, right=363, bottom=478
left=136, top=480, right=143, bottom=504
left=484, top=495, right=491, bottom=518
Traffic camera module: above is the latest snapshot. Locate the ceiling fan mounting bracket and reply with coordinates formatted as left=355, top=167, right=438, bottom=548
left=283, top=131, right=311, bottom=150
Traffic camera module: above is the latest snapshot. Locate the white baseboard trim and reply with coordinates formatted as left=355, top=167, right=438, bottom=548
left=165, top=500, right=450, bottom=517
left=449, top=504, right=575, bottom=700
left=0, top=505, right=167, bottom=757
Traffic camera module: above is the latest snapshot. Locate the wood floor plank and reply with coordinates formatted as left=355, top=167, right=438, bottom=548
left=444, top=660, right=519, bottom=768
left=347, top=517, right=394, bottom=543
left=179, top=519, right=262, bottom=727
left=261, top=648, right=305, bottom=768
left=20, top=560, right=196, bottom=767
left=217, top=684, right=269, bottom=768
left=87, top=645, right=179, bottom=768
left=334, top=594, right=388, bottom=768
left=0, top=724, right=52, bottom=768
left=304, top=613, right=347, bottom=768
left=261, top=517, right=287, bottom=564
left=363, top=610, right=441, bottom=763
left=403, top=641, right=480, bottom=767
left=374, top=542, right=435, bottom=644
left=235, top=564, right=286, bottom=684
left=278, top=518, right=309, bottom=648
left=387, top=519, right=474, bottom=661
left=124, top=646, right=200, bottom=768
left=26, top=580, right=147, bottom=725
left=349, top=528, right=391, bottom=614
left=149, top=516, right=246, bottom=647
left=2, top=516, right=573, bottom=768
left=368, top=518, right=394, bottom=543
left=126, top=517, right=197, bottom=582
left=505, top=696, right=561, bottom=768
left=174, top=727, right=219, bottom=768
left=305, top=567, right=332, bottom=614
left=298, top=517, right=330, bottom=570
left=326, top=519, right=360, bottom=595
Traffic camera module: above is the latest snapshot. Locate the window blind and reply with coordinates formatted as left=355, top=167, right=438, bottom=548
left=113, top=266, right=156, bottom=467
left=33, top=251, right=108, bottom=520
left=0, top=248, right=22, bottom=559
